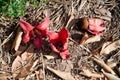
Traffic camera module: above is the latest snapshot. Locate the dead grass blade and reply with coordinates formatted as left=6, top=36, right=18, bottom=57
left=92, top=56, right=115, bottom=74
left=30, top=59, right=39, bottom=72
left=47, top=66, right=75, bottom=80
left=78, top=0, right=87, bottom=11
left=41, top=53, right=46, bottom=80
left=100, top=40, right=120, bottom=55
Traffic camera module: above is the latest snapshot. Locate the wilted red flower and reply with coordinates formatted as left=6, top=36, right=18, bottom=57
left=82, top=17, right=105, bottom=34
left=48, top=28, right=69, bottom=59
left=19, top=18, right=50, bottom=50
left=19, top=20, right=34, bottom=43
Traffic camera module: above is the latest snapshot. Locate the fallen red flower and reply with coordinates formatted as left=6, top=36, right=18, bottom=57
left=19, top=18, right=50, bottom=50
left=19, top=20, right=34, bottom=43
left=48, top=28, right=69, bottom=59
left=82, top=17, right=105, bottom=35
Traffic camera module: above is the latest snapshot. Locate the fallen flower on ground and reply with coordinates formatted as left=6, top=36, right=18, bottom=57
left=48, top=28, right=69, bottom=59
left=82, top=17, right=106, bottom=35
left=19, top=18, right=50, bottom=50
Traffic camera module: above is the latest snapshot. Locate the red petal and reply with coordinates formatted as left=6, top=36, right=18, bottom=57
left=33, top=37, right=43, bottom=50
left=41, top=30, right=48, bottom=37
left=23, top=32, right=30, bottom=43
left=47, top=31, right=59, bottom=43
left=59, top=28, right=69, bottom=44
left=36, top=18, right=50, bottom=31
left=20, top=20, right=34, bottom=32
left=60, top=50, right=69, bottom=59
left=88, top=18, right=105, bottom=34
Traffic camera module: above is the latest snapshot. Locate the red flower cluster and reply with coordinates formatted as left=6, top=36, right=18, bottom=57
left=19, top=19, right=69, bottom=59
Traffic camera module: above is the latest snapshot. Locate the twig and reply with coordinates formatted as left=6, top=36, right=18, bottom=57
left=80, top=69, right=104, bottom=78
left=92, top=56, right=115, bottom=74
left=102, top=70, right=120, bottom=80
left=0, top=32, right=14, bottom=47
left=41, top=53, right=46, bottom=80
left=78, top=0, right=87, bottom=11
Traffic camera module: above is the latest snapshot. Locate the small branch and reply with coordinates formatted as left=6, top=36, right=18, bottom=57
left=80, top=69, right=104, bottom=78
left=92, top=56, right=115, bottom=75
left=102, top=70, right=120, bottom=80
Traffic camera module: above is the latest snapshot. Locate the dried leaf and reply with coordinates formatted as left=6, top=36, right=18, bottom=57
left=102, top=71, right=120, bottom=80
left=44, top=53, right=58, bottom=59
left=92, top=56, right=115, bottom=74
left=100, top=40, right=120, bottom=55
left=84, top=35, right=101, bottom=44
left=47, top=66, right=75, bottom=80
left=12, top=45, right=34, bottom=78
left=11, top=29, right=23, bottom=51
left=80, top=69, right=103, bottom=78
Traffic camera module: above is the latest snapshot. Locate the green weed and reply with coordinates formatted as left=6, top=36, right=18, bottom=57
left=0, top=0, right=48, bottom=19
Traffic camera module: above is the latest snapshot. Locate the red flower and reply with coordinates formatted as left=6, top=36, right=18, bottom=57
left=82, top=17, right=105, bottom=35
left=48, top=28, right=69, bottom=59
left=36, top=18, right=50, bottom=37
left=19, top=18, right=50, bottom=50
left=88, top=18, right=105, bottom=34
left=19, top=20, right=34, bottom=43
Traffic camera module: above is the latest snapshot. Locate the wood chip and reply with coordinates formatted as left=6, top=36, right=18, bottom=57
left=11, top=28, right=23, bottom=51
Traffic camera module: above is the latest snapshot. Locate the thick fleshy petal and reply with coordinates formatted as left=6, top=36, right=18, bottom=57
left=60, top=50, right=69, bottom=59
left=47, top=31, right=59, bottom=43
left=33, top=37, right=43, bottom=50
left=20, top=20, right=34, bottom=32
left=88, top=18, right=105, bottom=34
left=59, top=28, right=69, bottom=44
left=41, top=30, right=48, bottom=37
left=36, top=18, right=50, bottom=31
left=23, top=32, right=30, bottom=43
